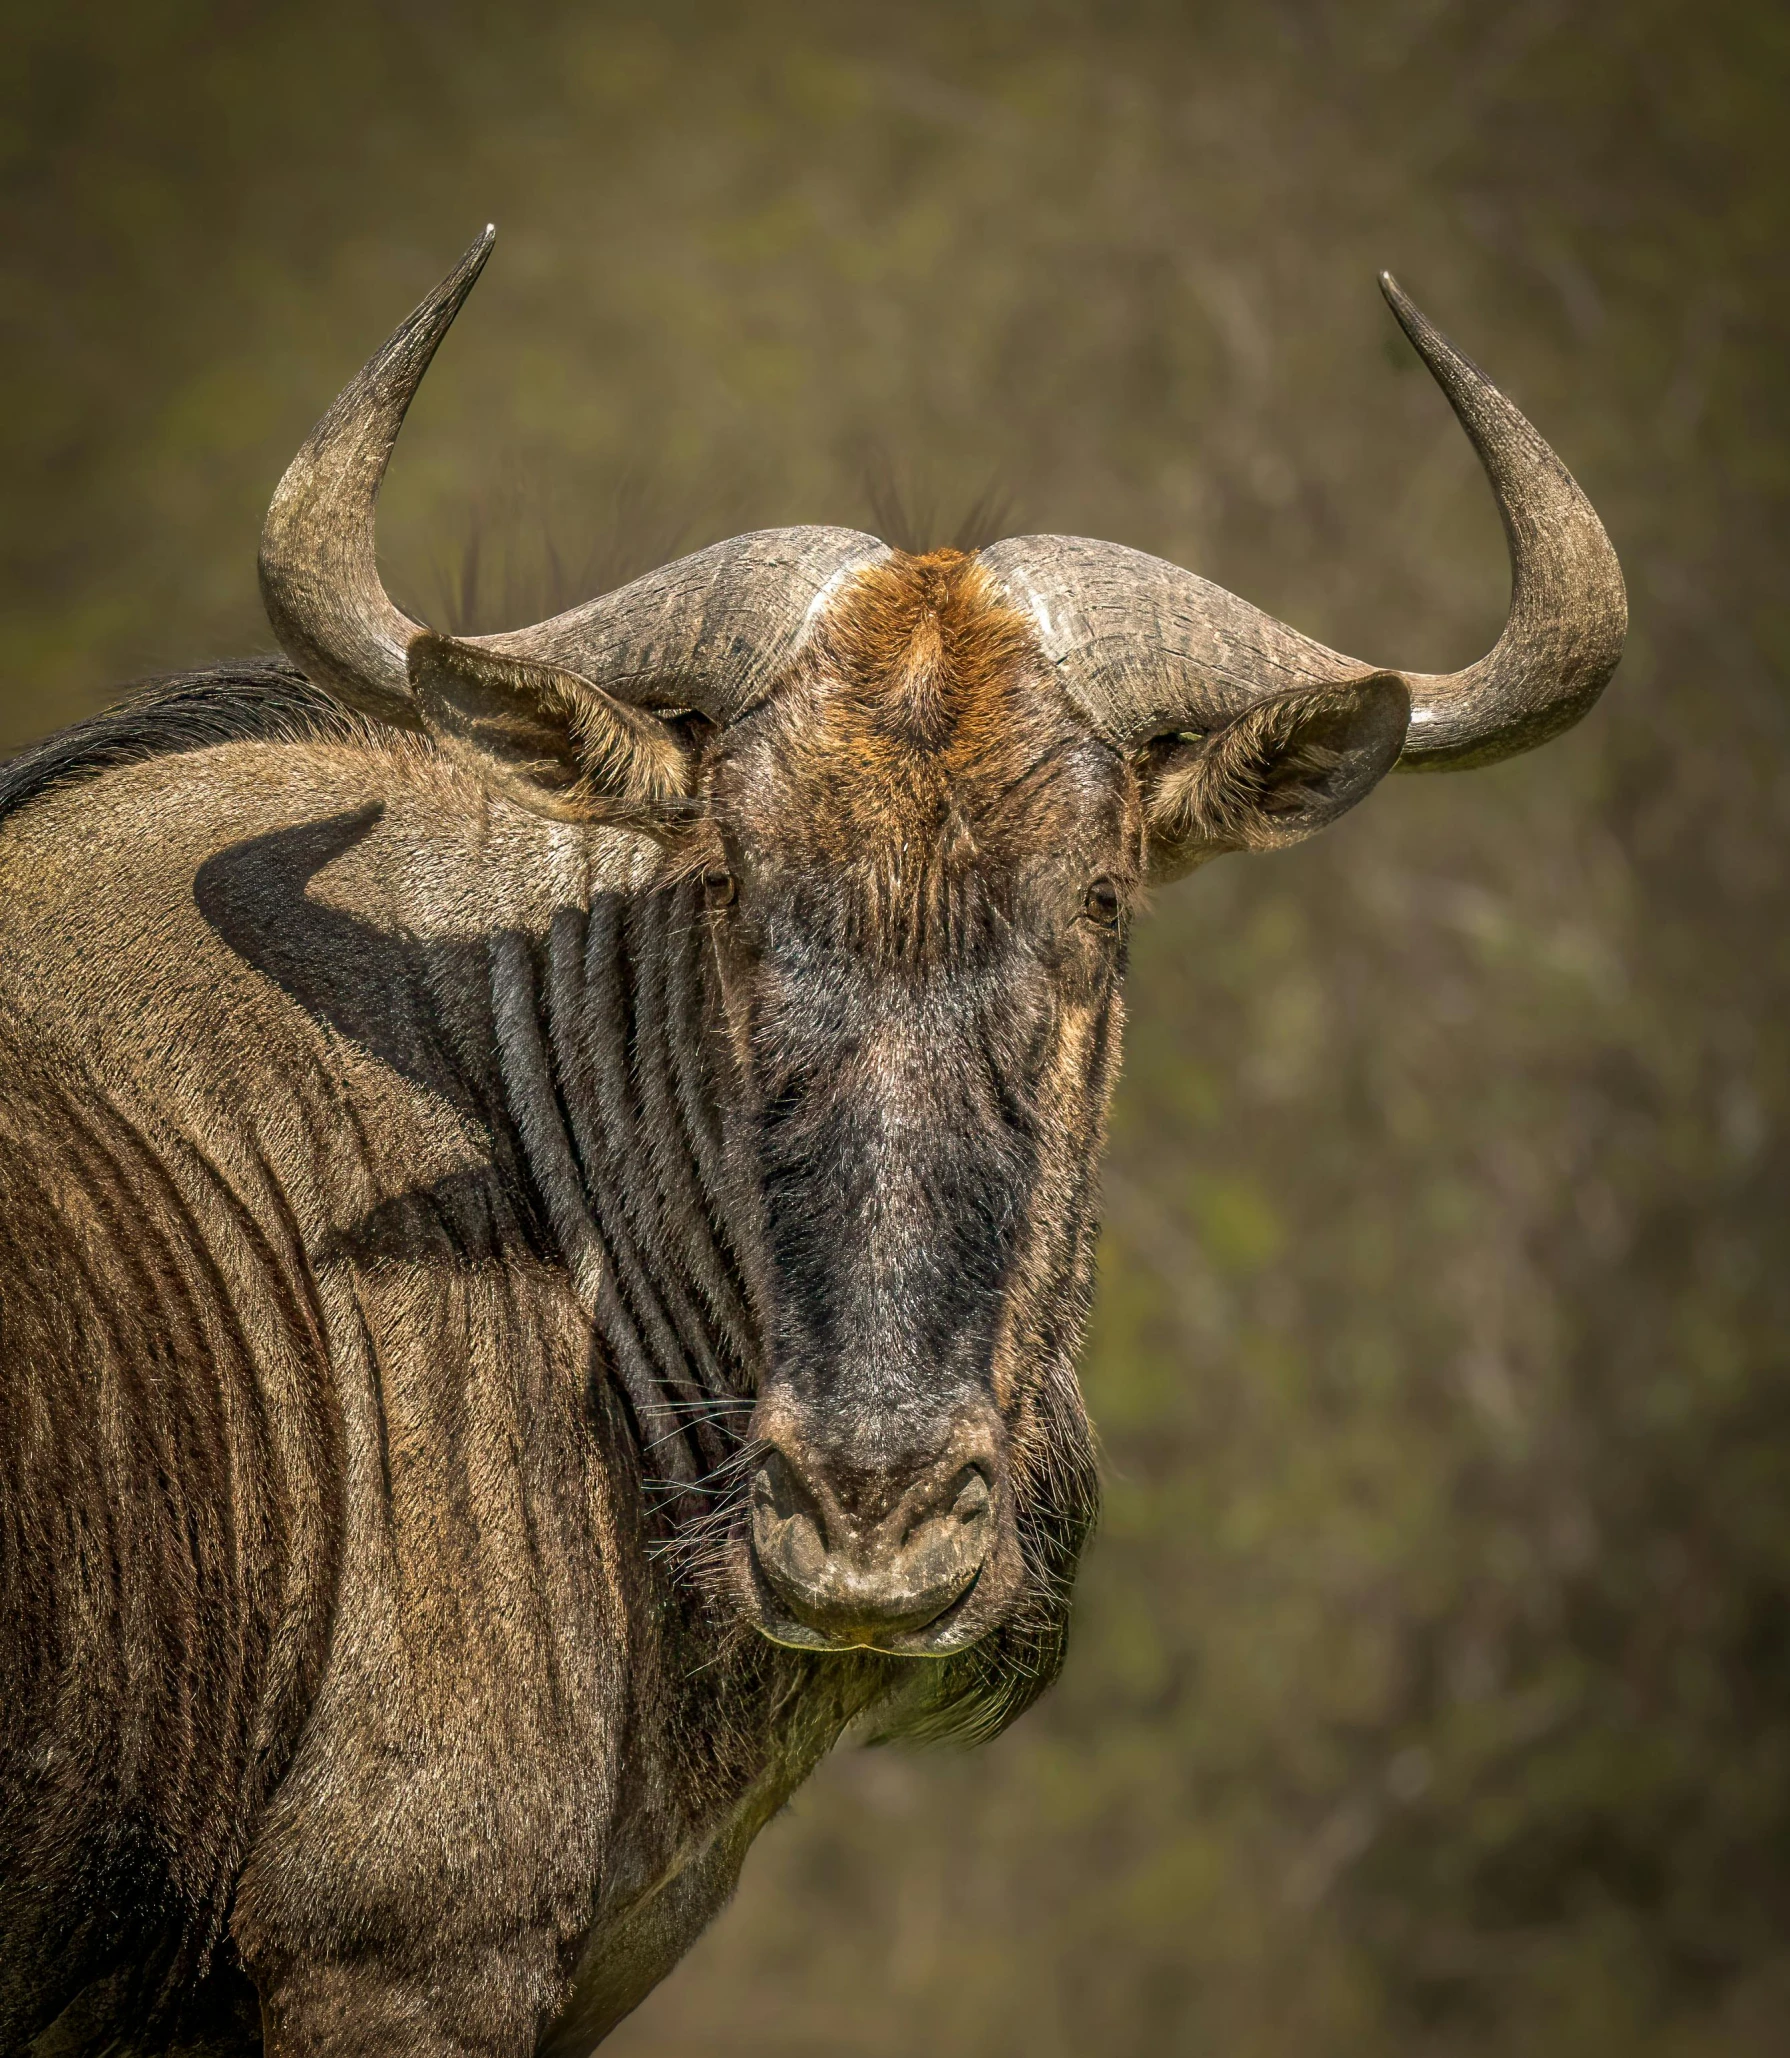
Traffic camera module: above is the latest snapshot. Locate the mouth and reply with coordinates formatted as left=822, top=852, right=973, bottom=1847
left=745, top=1560, right=989, bottom=1658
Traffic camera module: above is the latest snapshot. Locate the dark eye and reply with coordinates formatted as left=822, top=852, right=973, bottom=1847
left=703, top=868, right=737, bottom=909
left=1082, top=877, right=1121, bottom=928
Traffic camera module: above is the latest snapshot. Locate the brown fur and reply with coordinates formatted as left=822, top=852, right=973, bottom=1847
left=775, top=550, right=1095, bottom=857
left=0, top=561, right=1405, bottom=2055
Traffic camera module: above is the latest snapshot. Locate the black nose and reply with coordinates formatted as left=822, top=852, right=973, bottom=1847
left=748, top=1443, right=994, bottom=1645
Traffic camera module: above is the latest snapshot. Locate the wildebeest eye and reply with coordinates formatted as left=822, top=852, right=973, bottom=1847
left=703, top=868, right=737, bottom=909
left=1082, top=878, right=1121, bottom=928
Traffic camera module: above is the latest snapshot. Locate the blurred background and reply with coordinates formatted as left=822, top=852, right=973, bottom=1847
left=4, top=1, right=1787, bottom=2052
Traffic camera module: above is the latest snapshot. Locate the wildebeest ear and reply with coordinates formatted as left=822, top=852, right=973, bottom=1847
left=407, top=632, right=697, bottom=825
left=1137, top=674, right=1410, bottom=880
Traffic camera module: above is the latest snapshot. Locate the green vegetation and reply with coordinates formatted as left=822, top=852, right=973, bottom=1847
left=3, top=3, right=1785, bottom=2051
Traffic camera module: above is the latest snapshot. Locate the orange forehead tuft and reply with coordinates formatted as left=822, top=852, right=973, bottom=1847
left=716, top=548, right=1134, bottom=958
left=804, top=548, right=1057, bottom=773
left=722, top=546, right=1116, bottom=904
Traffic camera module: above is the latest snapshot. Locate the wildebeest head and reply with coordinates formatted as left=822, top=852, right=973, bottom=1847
left=258, top=230, right=1624, bottom=1686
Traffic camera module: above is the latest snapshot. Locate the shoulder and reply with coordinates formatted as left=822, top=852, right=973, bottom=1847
left=0, top=662, right=654, bottom=1070
left=0, top=665, right=444, bottom=1066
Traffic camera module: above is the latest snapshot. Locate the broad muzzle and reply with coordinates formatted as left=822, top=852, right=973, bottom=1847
left=743, top=1406, right=1009, bottom=1653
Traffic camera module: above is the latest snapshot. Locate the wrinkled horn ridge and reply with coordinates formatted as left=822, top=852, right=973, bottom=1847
left=259, top=228, right=888, bottom=727
left=474, top=526, right=891, bottom=726
left=978, top=275, right=1626, bottom=771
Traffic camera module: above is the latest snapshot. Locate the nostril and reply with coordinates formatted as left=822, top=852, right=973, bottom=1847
left=749, top=1452, right=830, bottom=1593
left=750, top=1448, right=798, bottom=1524
left=951, top=1467, right=991, bottom=1526
left=903, top=1464, right=990, bottom=1546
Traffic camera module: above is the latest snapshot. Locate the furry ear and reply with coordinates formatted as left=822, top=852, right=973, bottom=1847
left=407, top=632, right=698, bottom=824
left=1139, top=674, right=1410, bottom=879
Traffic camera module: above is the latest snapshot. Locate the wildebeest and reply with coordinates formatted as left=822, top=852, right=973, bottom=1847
left=0, top=228, right=1624, bottom=2054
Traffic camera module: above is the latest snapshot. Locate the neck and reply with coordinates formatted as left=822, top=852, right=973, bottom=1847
left=489, top=866, right=761, bottom=1495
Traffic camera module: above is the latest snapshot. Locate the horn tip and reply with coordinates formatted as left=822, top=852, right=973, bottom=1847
left=454, top=223, right=497, bottom=285
left=1378, top=270, right=1436, bottom=355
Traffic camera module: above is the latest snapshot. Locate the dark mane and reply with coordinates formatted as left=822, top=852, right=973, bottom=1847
left=0, top=658, right=363, bottom=827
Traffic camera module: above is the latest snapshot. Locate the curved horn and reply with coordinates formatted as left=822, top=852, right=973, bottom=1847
left=260, top=229, right=887, bottom=727
left=259, top=228, right=495, bottom=725
left=978, top=275, right=1626, bottom=771
left=470, top=526, right=889, bottom=725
